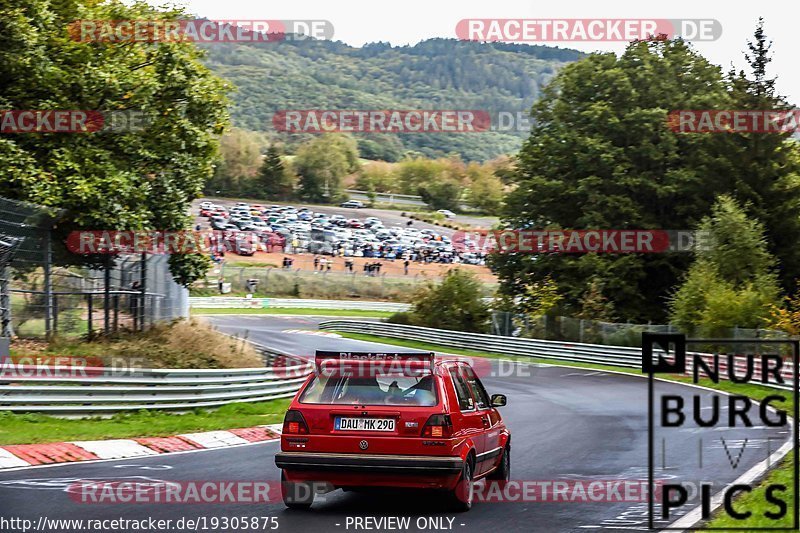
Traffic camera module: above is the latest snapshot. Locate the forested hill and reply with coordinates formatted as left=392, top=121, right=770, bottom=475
left=201, top=38, right=584, bottom=161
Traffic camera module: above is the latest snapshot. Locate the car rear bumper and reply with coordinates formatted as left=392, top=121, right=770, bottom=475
left=275, top=452, right=463, bottom=475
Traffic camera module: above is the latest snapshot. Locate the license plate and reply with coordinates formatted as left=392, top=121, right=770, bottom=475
left=335, top=417, right=395, bottom=432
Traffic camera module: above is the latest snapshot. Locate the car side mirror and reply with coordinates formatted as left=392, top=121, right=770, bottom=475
left=491, top=394, right=507, bottom=408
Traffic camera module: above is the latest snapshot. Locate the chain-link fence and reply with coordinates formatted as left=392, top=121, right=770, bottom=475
left=0, top=196, right=188, bottom=340
left=490, top=311, right=788, bottom=347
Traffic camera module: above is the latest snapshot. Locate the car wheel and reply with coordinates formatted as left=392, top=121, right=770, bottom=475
left=487, top=445, right=510, bottom=483
left=448, top=458, right=474, bottom=512
left=281, top=471, right=313, bottom=510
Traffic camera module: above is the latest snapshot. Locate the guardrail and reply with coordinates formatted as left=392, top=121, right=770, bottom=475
left=190, top=297, right=410, bottom=312
left=0, top=343, right=312, bottom=415
left=317, top=320, right=795, bottom=390
left=344, top=189, right=426, bottom=207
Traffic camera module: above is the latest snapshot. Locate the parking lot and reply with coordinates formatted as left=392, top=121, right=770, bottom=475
left=191, top=199, right=495, bottom=278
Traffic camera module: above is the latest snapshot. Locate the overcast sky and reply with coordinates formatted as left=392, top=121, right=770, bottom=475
left=160, top=0, right=797, bottom=103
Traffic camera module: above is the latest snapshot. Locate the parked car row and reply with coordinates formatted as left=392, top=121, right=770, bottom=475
left=198, top=201, right=483, bottom=263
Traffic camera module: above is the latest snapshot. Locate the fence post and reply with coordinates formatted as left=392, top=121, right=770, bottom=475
left=103, top=255, right=111, bottom=335
left=0, top=264, right=11, bottom=338
left=87, top=293, right=93, bottom=340
left=139, top=252, right=147, bottom=331
left=52, top=295, right=58, bottom=334
left=113, top=293, right=119, bottom=333
left=43, top=230, right=53, bottom=340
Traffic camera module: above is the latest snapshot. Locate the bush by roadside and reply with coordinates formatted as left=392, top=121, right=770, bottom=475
left=388, top=269, right=489, bottom=332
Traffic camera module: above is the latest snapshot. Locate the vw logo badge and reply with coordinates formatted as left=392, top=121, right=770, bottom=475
left=359, top=440, right=369, bottom=450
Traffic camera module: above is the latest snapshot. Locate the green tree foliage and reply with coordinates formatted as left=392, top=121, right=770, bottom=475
left=714, top=19, right=800, bottom=292
left=577, top=279, right=616, bottom=321
left=669, top=196, right=780, bottom=336
left=399, top=269, right=490, bottom=332
left=465, top=162, right=505, bottom=214
left=0, top=0, right=230, bottom=285
left=355, top=162, right=397, bottom=193
left=204, top=128, right=265, bottom=196
left=357, top=137, right=404, bottom=162
left=255, top=146, right=295, bottom=200
left=490, top=32, right=800, bottom=321
left=293, top=134, right=360, bottom=202
left=418, top=181, right=462, bottom=211
left=201, top=38, right=584, bottom=161
left=394, top=158, right=454, bottom=193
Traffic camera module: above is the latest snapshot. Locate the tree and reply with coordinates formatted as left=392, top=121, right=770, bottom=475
left=669, top=196, right=780, bottom=336
left=0, top=0, right=230, bottom=286
left=355, top=161, right=398, bottom=193
left=577, top=279, right=616, bottom=321
left=465, top=162, right=504, bottom=214
left=714, top=19, right=800, bottom=292
left=403, top=269, right=489, bottom=332
left=293, top=134, right=359, bottom=202
left=204, top=128, right=265, bottom=196
left=418, top=180, right=462, bottom=211
left=491, top=38, right=732, bottom=321
left=255, top=146, right=295, bottom=200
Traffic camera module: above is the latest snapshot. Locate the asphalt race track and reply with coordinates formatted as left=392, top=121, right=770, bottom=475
left=0, top=314, right=791, bottom=532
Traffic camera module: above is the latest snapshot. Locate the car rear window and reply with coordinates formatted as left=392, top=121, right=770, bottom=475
left=299, top=373, right=439, bottom=406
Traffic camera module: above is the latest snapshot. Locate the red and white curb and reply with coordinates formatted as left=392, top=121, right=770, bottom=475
left=0, top=424, right=283, bottom=470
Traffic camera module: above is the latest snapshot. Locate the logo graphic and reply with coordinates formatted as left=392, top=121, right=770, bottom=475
left=359, top=440, right=369, bottom=451
left=642, top=333, right=686, bottom=374
left=644, top=334, right=798, bottom=529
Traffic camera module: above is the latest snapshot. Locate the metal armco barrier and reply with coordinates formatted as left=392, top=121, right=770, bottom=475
left=0, top=344, right=312, bottom=415
left=317, top=320, right=795, bottom=391
left=190, top=297, right=410, bottom=312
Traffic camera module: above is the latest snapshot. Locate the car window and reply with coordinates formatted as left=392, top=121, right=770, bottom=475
left=449, top=368, right=475, bottom=411
left=461, top=366, right=491, bottom=410
left=299, top=373, right=438, bottom=406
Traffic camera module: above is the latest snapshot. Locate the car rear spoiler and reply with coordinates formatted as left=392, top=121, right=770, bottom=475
left=314, top=350, right=435, bottom=376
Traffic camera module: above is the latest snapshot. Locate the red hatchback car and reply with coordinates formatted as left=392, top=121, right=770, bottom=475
left=275, top=351, right=510, bottom=511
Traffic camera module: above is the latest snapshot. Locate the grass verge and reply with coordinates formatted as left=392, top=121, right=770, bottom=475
left=0, top=399, right=290, bottom=445
left=192, top=308, right=394, bottom=318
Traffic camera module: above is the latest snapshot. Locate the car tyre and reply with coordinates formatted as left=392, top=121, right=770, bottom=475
left=281, top=471, right=313, bottom=510
left=448, top=458, right=474, bottom=512
left=487, top=445, right=510, bottom=484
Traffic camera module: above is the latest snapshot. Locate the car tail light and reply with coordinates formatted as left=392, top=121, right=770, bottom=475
left=283, top=410, right=310, bottom=435
left=421, top=414, right=453, bottom=438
